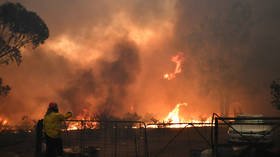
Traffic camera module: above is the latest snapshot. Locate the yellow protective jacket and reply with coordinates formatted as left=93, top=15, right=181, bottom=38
left=43, top=112, right=72, bottom=138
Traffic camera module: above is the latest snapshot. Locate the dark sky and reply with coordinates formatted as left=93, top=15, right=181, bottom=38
left=0, top=0, right=279, bottom=123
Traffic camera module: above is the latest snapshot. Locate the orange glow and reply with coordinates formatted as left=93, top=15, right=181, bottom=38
left=67, top=121, right=81, bottom=131
left=164, top=103, right=188, bottom=123
left=163, top=103, right=188, bottom=128
left=129, top=28, right=155, bottom=45
left=146, top=102, right=213, bottom=128
left=163, top=52, right=185, bottom=80
left=67, top=109, right=98, bottom=130
left=67, top=103, right=213, bottom=130
left=0, top=116, right=9, bottom=131
left=44, top=35, right=102, bottom=66
left=2, top=120, right=8, bottom=125
left=0, top=117, right=8, bottom=126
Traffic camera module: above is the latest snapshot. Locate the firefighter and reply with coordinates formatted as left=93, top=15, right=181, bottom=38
left=43, top=102, right=72, bottom=157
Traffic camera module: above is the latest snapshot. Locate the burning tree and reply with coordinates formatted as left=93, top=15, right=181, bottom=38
left=270, top=79, right=280, bottom=110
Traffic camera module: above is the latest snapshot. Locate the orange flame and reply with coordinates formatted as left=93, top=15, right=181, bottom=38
left=2, top=120, right=8, bottom=125
left=0, top=117, right=8, bottom=125
left=164, top=52, right=185, bottom=80
left=148, top=102, right=213, bottom=128
left=164, top=103, right=188, bottom=123
left=66, top=103, right=213, bottom=130
left=67, top=109, right=97, bottom=130
left=0, top=116, right=9, bottom=131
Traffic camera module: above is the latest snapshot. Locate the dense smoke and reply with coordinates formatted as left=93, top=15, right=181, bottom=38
left=0, top=0, right=280, bottom=123
left=59, top=39, right=140, bottom=117
left=172, top=0, right=280, bottom=116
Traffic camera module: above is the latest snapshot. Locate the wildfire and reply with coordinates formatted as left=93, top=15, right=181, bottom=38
left=66, top=109, right=98, bottom=130
left=65, top=102, right=213, bottom=130
left=0, top=117, right=8, bottom=125
left=67, top=122, right=80, bottom=131
left=162, top=103, right=188, bottom=128
left=0, top=116, right=8, bottom=131
left=2, top=120, right=7, bottom=125
left=164, top=52, right=185, bottom=80
left=147, top=102, right=212, bottom=128
left=164, top=103, right=188, bottom=123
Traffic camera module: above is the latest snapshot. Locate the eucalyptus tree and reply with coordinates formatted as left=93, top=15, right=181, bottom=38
left=0, top=2, right=49, bottom=95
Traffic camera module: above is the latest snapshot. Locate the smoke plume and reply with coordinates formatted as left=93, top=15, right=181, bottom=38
left=0, top=0, right=280, bottom=123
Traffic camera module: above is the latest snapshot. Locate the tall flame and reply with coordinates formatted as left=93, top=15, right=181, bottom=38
left=150, top=102, right=213, bottom=128
left=164, top=52, right=185, bottom=80
left=164, top=103, right=188, bottom=123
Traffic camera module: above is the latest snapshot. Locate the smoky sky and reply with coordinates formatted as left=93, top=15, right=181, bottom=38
left=172, top=0, right=280, bottom=116
left=59, top=40, right=140, bottom=117
left=0, top=0, right=280, bottom=123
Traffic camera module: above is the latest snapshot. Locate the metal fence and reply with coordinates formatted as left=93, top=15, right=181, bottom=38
left=34, top=115, right=280, bottom=157
left=211, top=113, right=280, bottom=157
left=63, top=120, right=149, bottom=157
left=63, top=121, right=214, bottom=157
left=146, top=123, right=212, bottom=157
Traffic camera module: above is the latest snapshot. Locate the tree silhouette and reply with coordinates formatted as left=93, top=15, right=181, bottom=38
left=0, top=2, right=49, bottom=65
left=271, top=79, right=280, bottom=110
left=0, top=2, right=49, bottom=95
